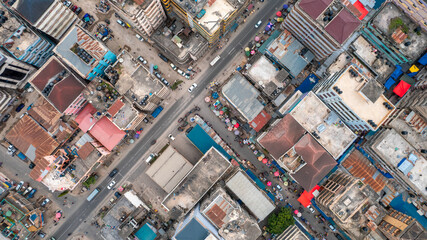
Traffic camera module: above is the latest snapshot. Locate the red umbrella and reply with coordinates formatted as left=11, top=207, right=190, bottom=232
left=234, top=123, right=240, bottom=128
left=267, top=181, right=272, bottom=186
left=294, top=210, right=299, bottom=214
left=219, top=110, right=224, bottom=115
left=274, top=171, right=280, bottom=177
left=276, top=11, right=282, bottom=17
left=262, top=158, right=268, bottom=164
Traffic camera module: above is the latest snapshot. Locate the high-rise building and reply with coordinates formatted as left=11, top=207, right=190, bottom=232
left=0, top=49, right=35, bottom=89
left=7, top=0, right=80, bottom=41
left=0, top=3, right=55, bottom=68
left=162, top=0, right=249, bottom=44
left=314, top=65, right=395, bottom=132
left=283, top=0, right=360, bottom=60
left=0, top=90, right=13, bottom=114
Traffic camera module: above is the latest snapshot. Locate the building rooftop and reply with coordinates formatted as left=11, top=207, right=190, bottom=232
left=12, top=0, right=54, bottom=24
left=162, top=147, right=231, bottom=212
left=146, top=146, right=193, bottom=193
left=277, top=225, right=310, bottom=240
left=324, top=9, right=360, bottom=44
left=112, top=51, right=163, bottom=103
left=290, top=91, right=356, bottom=159
left=332, top=65, right=395, bottom=128
left=81, top=80, right=120, bottom=116
left=6, top=115, right=59, bottom=162
left=372, top=2, right=427, bottom=60
left=258, top=115, right=306, bottom=160
left=226, top=171, right=276, bottom=221
left=249, top=109, right=271, bottom=133
left=391, top=0, right=427, bottom=32
left=74, top=103, right=97, bottom=133
left=342, top=150, right=387, bottom=193
left=371, top=129, right=427, bottom=197
left=247, top=55, right=281, bottom=88
left=0, top=4, right=39, bottom=59
left=27, top=97, right=61, bottom=131
left=330, top=181, right=369, bottom=222
left=265, top=30, right=314, bottom=77
left=89, top=116, right=125, bottom=151
left=30, top=57, right=86, bottom=113
left=299, top=0, right=333, bottom=20
left=73, top=145, right=101, bottom=181
left=54, top=25, right=108, bottom=78
left=222, top=73, right=264, bottom=122
left=110, top=98, right=138, bottom=130
left=289, top=134, right=337, bottom=191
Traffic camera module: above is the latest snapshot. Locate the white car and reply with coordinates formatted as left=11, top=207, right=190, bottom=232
left=255, top=20, right=262, bottom=28
left=307, top=205, right=315, bottom=213
left=107, top=180, right=116, bottom=190
left=170, top=63, right=177, bottom=71
left=276, top=184, right=282, bottom=191
left=188, top=83, right=197, bottom=93
left=137, top=56, right=147, bottom=65
left=329, top=224, right=336, bottom=232
left=135, top=34, right=144, bottom=41
left=16, top=181, right=24, bottom=191
left=168, top=134, right=175, bottom=141
left=177, top=69, right=186, bottom=76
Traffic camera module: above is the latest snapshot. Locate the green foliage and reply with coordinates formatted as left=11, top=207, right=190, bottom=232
left=83, top=175, right=97, bottom=188
left=171, top=80, right=183, bottom=90
left=266, top=207, right=295, bottom=234
left=58, top=190, right=69, bottom=198
left=158, top=144, right=169, bottom=155
left=389, top=17, right=408, bottom=33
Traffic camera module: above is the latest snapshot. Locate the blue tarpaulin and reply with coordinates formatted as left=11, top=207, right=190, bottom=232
left=295, top=73, right=319, bottom=93
left=384, top=77, right=396, bottom=89
left=17, top=152, right=26, bottom=160
left=390, top=65, right=403, bottom=79
left=418, top=52, right=427, bottom=65
left=390, top=194, right=427, bottom=229
left=186, top=124, right=231, bottom=159
left=407, top=72, right=418, bottom=77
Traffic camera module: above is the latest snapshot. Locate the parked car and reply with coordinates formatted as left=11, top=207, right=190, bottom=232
left=177, top=69, right=185, bottom=76
left=188, top=83, right=197, bottom=93
left=27, top=188, right=37, bottom=198
left=38, top=231, right=46, bottom=238
left=137, top=56, right=147, bottom=65
left=154, top=72, right=161, bottom=79
left=107, top=180, right=116, bottom=190
left=307, top=205, right=315, bottom=213
left=109, top=168, right=118, bottom=178
left=255, top=20, right=262, bottom=28
left=160, top=78, right=170, bottom=86
left=75, top=7, right=82, bottom=15
left=71, top=5, right=78, bottom=12
left=335, top=233, right=344, bottom=240
left=29, top=162, right=36, bottom=169
left=329, top=224, right=336, bottom=232
left=158, top=53, right=168, bottom=62
left=114, top=192, right=122, bottom=198
left=2, top=114, right=10, bottom=122
left=116, top=19, right=126, bottom=27
left=170, top=63, right=177, bottom=71
left=41, top=198, right=50, bottom=207
left=63, top=1, right=72, bottom=7
left=23, top=187, right=32, bottom=196
left=16, top=181, right=24, bottom=191
left=276, top=184, right=282, bottom=191
left=15, top=103, right=25, bottom=112
left=135, top=34, right=144, bottom=41
left=168, top=134, right=175, bottom=141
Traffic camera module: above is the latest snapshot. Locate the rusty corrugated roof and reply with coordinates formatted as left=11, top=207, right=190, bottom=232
left=299, top=0, right=333, bottom=19
left=107, top=99, right=124, bottom=117
left=77, top=142, right=95, bottom=160
left=28, top=97, right=61, bottom=131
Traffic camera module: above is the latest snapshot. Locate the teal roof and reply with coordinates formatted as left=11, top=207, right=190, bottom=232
left=135, top=223, right=157, bottom=240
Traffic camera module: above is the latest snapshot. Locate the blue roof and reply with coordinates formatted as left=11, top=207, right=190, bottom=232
left=175, top=219, right=209, bottom=240
left=186, top=125, right=231, bottom=159
left=135, top=223, right=157, bottom=240
left=295, top=74, right=319, bottom=93
left=419, top=52, right=427, bottom=66
left=390, top=194, right=427, bottom=229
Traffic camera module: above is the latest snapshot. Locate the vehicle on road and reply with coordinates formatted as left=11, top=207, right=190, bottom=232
left=137, top=56, right=147, bottom=65
left=145, top=153, right=157, bottom=165
left=168, top=134, right=175, bottom=141
left=15, top=103, right=25, bottom=112
left=210, top=55, right=221, bottom=66
left=188, top=83, right=197, bottom=93
left=87, top=188, right=101, bottom=201
left=63, top=1, right=72, bottom=7
left=38, top=231, right=46, bottom=238
left=27, top=188, right=37, bottom=199
left=75, top=7, right=82, bottom=15
left=109, top=168, right=118, bottom=178
left=276, top=184, right=282, bottom=191
left=135, top=34, right=144, bottom=41
left=23, top=187, right=32, bottom=196
left=151, top=106, right=163, bottom=118
left=307, top=205, right=315, bottom=213
left=2, top=114, right=10, bottom=122
left=116, top=19, right=126, bottom=27
left=16, top=181, right=24, bottom=191
left=170, top=63, right=177, bottom=71
left=255, top=20, right=262, bottom=28
left=158, top=53, right=168, bottom=62
left=335, top=233, right=344, bottom=240
left=329, top=224, right=336, bottom=232
left=41, top=198, right=50, bottom=207
left=107, top=180, right=116, bottom=190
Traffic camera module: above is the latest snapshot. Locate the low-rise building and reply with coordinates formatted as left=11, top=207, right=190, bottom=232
left=391, top=0, right=427, bottom=32
left=0, top=90, right=13, bottom=115
left=0, top=3, right=54, bottom=67
left=54, top=25, right=117, bottom=80
left=162, top=147, right=232, bottom=213
left=225, top=170, right=276, bottom=221
left=277, top=224, right=310, bottom=240
left=222, top=73, right=264, bottom=122
left=377, top=209, right=427, bottom=240
left=29, top=57, right=87, bottom=115
left=9, top=0, right=79, bottom=40
left=315, top=65, right=395, bottom=132
left=200, top=187, right=262, bottom=240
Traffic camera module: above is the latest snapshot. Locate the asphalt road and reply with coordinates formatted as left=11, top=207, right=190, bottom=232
left=52, top=2, right=286, bottom=239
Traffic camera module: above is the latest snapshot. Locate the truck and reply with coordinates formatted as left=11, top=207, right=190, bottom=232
left=210, top=55, right=221, bottom=66
left=87, top=188, right=101, bottom=201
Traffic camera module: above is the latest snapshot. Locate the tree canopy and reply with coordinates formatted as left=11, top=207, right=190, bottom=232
left=266, top=207, right=295, bottom=234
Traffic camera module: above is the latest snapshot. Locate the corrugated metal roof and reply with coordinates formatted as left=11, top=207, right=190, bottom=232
left=28, top=97, right=61, bottom=131
left=299, top=0, right=333, bottom=19
left=325, top=9, right=360, bottom=44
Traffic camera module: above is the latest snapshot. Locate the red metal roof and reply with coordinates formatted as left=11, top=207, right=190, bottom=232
left=249, top=110, right=271, bottom=132
left=89, top=116, right=125, bottom=151
left=297, top=185, right=320, bottom=207
left=299, top=0, right=333, bottom=19
left=48, top=75, right=85, bottom=113
left=353, top=0, right=368, bottom=20
left=291, top=134, right=336, bottom=191
left=30, top=58, right=63, bottom=90
left=74, top=103, right=97, bottom=132
left=107, top=99, right=124, bottom=117
left=393, top=80, right=411, bottom=97
left=258, top=115, right=306, bottom=160
left=325, top=9, right=360, bottom=44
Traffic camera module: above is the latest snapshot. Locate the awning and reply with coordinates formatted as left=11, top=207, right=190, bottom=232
left=297, top=185, right=320, bottom=207
left=384, top=77, right=396, bottom=90
left=393, top=80, right=411, bottom=97
left=247, top=4, right=254, bottom=10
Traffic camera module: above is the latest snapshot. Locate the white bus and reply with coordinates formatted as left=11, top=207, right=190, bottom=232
left=210, top=55, right=221, bottom=66
left=87, top=188, right=101, bottom=201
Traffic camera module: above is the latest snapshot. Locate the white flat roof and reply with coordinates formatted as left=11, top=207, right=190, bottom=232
left=226, top=171, right=275, bottom=221
left=200, top=0, right=235, bottom=34
left=290, top=92, right=356, bottom=159
left=333, top=66, right=395, bottom=128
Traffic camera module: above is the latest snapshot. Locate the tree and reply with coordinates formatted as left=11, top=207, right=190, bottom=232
left=266, top=207, right=295, bottom=234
